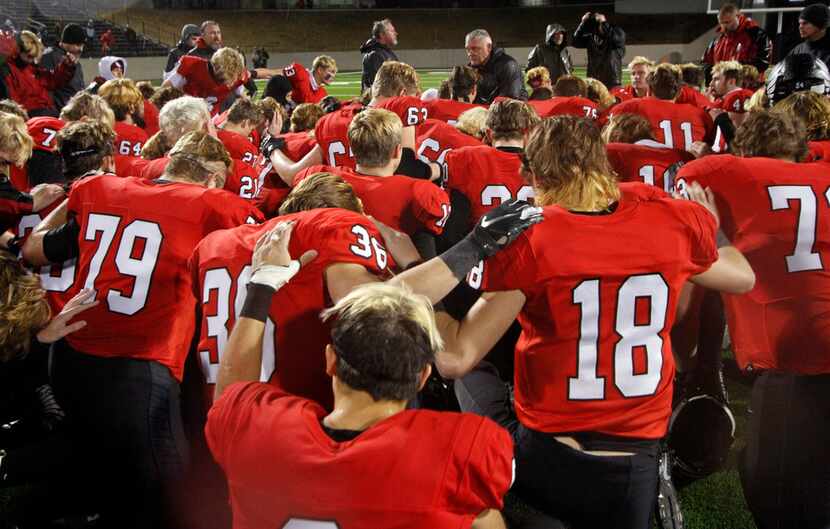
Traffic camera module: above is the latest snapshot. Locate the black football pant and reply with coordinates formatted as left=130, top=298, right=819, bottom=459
left=455, top=362, right=658, bottom=529
left=51, top=340, right=189, bottom=529
left=740, top=371, right=830, bottom=529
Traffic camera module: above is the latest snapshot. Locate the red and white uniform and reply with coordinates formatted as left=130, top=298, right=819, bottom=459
left=64, top=175, right=262, bottom=380
left=611, top=84, right=647, bottom=102
left=207, top=383, right=513, bottom=529
left=294, top=164, right=450, bottom=235
left=283, top=62, right=327, bottom=104
left=167, top=56, right=248, bottom=115
left=610, top=97, right=715, bottom=151
left=677, top=155, right=830, bottom=374
left=444, top=145, right=533, bottom=225
left=190, top=208, right=392, bottom=408
left=674, top=85, right=712, bottom=109
left=473, top=183, right=718, bottom=438
left=715, top=88, right=754, bottom=114
left=528, top=96, right=598, bottom=119
left=415, top=119, right=481, bottom=164
left=143, top=99, right=160, bottom=137
left=278, top=131, right=317, bottom=162
left=606, top=140, right=695, bottom=193
left=217, top=128, right=258, bottom=165
left=27, top=116, right=65, bottom=153
left=423, top=98, right=482, bottom=124
left=114, top=121, right=149, bottom=158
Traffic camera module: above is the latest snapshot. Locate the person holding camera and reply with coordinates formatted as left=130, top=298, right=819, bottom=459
left=573, top=12, right=626, bottom=90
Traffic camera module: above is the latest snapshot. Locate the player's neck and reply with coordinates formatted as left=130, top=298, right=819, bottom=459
left=355, top=163, right=394, bottom=177
left=222, top=122, right=249, bottom=136
left=121, top=114, right=135, bottom=126
left=492, top=138, right=524, bottom=149
left=808, top=28, right=826, bottom=42
left=324, top=383, right=407, bottom=432
left=368, top=96, right=389, bottom=107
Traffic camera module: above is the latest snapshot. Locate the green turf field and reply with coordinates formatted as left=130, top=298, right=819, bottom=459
left=256, top=67, right=633, bottom=100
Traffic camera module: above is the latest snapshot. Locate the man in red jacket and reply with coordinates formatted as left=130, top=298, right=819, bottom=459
left=701, top=2, right=770, bottom=84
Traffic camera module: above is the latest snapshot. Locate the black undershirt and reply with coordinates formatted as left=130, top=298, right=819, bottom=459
left=320, top=420, right=363, bottom=442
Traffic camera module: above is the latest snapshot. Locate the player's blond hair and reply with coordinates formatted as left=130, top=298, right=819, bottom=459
left=257, top=97, right=286, bottom=130
left=279, top=171, right=363, bottom=216
left=741, top=64, right=762, bottom=90
left=732, top=109, right=809, bottom=161
left=143, top=96, right=210, bottom=159
left=526, top=66, right=551, bottom=87
left=98, top=78, right=144, bottom=121
left=774, top=91, right=830, bottom=142
left=165, top=130, right=231, bottom=187
left=227, top=97, right=264, bottom=127
left=348, top=108, right=402, bottom=167
left=602, top=113, right=655, bottom=144
left=320, top=282, right=442, bottom=402
left=0, top=252, right=51, bottom=362
left=0, top=99, right=28, bottom=120
left=628, top=55, right=655, bottom=71
left=210, top=47, right=245, bottom=85
left=525, top=115, right=620, bottom=211
left=455, top=106, right=488, bottom=140
left=585, top=78, right=615, bottom=110
left=17, top=31, right=43, bottom=62
left=712, top=60, right=743, bottom=84
left=486, top=99, right=540, bottom=142
left=312, top=55, right=337, bottom=72
left=290, top=102, right=325, bottom=132
left=744, top=87, right=768, bottom=112
left=60, top=92, right=115, bottom=130
left=0, top=112, right=33, bottom=167
left=372, top=61, right=420, bottom=99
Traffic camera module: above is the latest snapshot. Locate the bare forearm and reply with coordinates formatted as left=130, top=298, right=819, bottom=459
left=690, top=245, right=755, bottom=294
left=22, top=199, right=69, bottom=265
left=215, top=317, right=265, bottom=399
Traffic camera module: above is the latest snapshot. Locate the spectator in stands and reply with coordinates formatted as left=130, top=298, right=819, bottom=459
left=465, top=29, right=527, bottom=103
left=40, top=24, right=86, bottom=110
left=788, top=4, right=830, bottom=70
left=99, top=28, right=114, bottom=55
left=702, top=2, right=770, bottom=84
left=165, top=24, right=200, bottom=77
left=189, top=20, right=222, bottom=61
left=360, top=18, right=399, bottom=93
left=526, top=23, right=572, bottom=83
left=85, top=55, right=126, bottom=94
left=572, top=11, right=625, bottom=89
left=4, top=19, right=15, bottom=33
left=0, top=30, right=78, bottom=117
left=85, top=19, right=94, bottom=46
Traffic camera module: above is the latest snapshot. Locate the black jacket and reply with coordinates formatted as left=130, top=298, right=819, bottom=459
left=360, top=38, right=398, bottom=92
left=39, top=45, right=84, bottom=110
left=788, top=31, right=830, bottom=72
left=572, top=18, right=626, bottom=89
left=472, top=47, right=528, bottom=104
left=526, top=23, right=572, bottom=82
left=164, top=40, right=192, bottom=74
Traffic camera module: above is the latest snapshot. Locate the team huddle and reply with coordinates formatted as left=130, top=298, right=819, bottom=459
left=1, top=4, right=830, bottom=529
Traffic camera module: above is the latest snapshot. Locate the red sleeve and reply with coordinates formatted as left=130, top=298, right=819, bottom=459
left=675, top=157, right=718, bottom=192
left=0, top=179, right=33, bottom=231
left=681, top=200, right=719, bottom=274
left=377, top=96, right=428, bottom=127
left=442, top=416, right=513, bottom=514
left=176, top=56, right=197, bottom=78
left=253, top=187, right=291, bottom=219
left=476, top=230, right=540, bottom=292
left=143, top=100, right=160, bottom=136
left=320, top=212, right=396, bottom=274
left=203, top=190, right=264, bottom=230
left=411, top=180, right=450, bottom=235
left=284, top=63, right=311, bottom=103
left=66, top=175, right=94, bottom=216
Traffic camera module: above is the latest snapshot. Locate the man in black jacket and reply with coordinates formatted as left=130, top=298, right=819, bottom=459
left=465, top=29, right=527, bottom=103
left=572, top=12, right=625, bottom=89
left=788, top=4, right=830, bottom=70
left=40, top=24, right=86, bottom=110
left=163, top=23, right=199, bottom=78
left=360, top=18, right=399, bottom=93
left=526, top=23, right=572, bottom=83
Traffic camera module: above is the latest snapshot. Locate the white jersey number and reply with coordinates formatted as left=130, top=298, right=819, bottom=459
left=768, top=185, right=830, bottom=273
left=480, top=184, right=535, bottom=206
left=658, top=119, right=694, bottom=151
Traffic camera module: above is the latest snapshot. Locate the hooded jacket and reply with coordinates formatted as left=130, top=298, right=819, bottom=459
left=702, top=14, right=770, bottom=82
left=360, top=38, right=398, bottom=92
left=165, top=37, right=195, bottom=74
left=39, top=44, right=85, bottom=109
left=472, top=47, right=528, bottom=103
left=87, top=55, right=127, bottom=94
left=527, top=23, right=573, bottom=82
left=572, top=17, right=626, bottom=89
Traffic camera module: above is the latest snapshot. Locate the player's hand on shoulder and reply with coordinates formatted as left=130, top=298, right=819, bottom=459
left=36, top=289, right=99, bottom=344
left=688, top=141, right=712, bottom=159
left=30, top=183, right=66, bottom=212
left=249, top=221, right=317, bottom=290
left=369, top=215, right=420, bottom=269
left=472, top=199, right=544, bottom=258
left=680, top=181, right=719, bottom=228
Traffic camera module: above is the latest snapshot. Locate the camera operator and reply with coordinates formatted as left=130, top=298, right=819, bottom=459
left=572, top=12, right=626, bottom=89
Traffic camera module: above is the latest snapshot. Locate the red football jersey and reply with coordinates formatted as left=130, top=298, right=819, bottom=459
left=9, top=165, right=28, bottom=192
left=808, top=140, right=830, bottom=163
left=65, top=175, right=262, bottom=380
left=716, top=88, right=754, bottom=114
left=611, top=97, right=715, bottom=151
left=528, top=96, right=598, bottom=119
left=473, top=182, right=718, bottom=438
left=294, top=165, right=450, bottom=235
left=190, top=208, right=392, bottom=408
left=26, top=116, right=64, bottom=153
left=674, top=85, right=712, bottom=108
left=168, top=56, right=246, bottom=115
left=283, top=62, right=327, bottom=104
left=610, top=84, right=646, bottom=102
left=278, top=131, right=317, bottom=162
left=415, top=119, right=481, bottom=164
left=444, top=145, right=533, bottom=224
left=423, top=98, right=482, bottom=124
left=677, top=155, right=830, bottom=374
left=375, top=95, right=428, bottom=127
left=207, top=383, right=513, bottom=529
left=217, top=128, right=258, bottom=165
left=114, top=121, right=148, bottom=158
left=143, top=99, right=160, bottom=137
left=606, top=140, right=695, bottom=193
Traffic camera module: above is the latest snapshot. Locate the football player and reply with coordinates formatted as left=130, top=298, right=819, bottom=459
left=216, top=97, right=263, bottom=165
left=164, top=47, right=249, bottom=115
left=611, top=63, right=715, bottom=150
left=423, top=65, right=483, bottom=124
left=708, top=61, right=754, bottom=143
left=416, top=112, right=483, bottom=165
left=98, top=79, right=149, bottom=176
left=528, top=75, right=598, bottom=119
left=283, top=55, right=337, bottom=104
left=433, top=116, right=754, bottom=529
left=675, top=110, right=830, bottom=529
left=604, top=113, right=694, bottom=193
left=611, top=56, right=654, bottom=101
left=676, top=63, right=712, bottom=108
left=20, top=130, right=262, bottom=528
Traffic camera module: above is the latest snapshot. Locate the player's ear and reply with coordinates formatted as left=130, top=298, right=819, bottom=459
left=325, top=344, right=337, bottom=377
left=416, top=364, right=432, bottom=392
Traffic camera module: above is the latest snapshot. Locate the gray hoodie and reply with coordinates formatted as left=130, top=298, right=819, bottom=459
left=526, top=23, right=573, bottom=82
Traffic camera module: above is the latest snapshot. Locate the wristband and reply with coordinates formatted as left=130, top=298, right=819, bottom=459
left=239, top=283, right=276, bottom=322
left=439, top=236, right=486, bottom=281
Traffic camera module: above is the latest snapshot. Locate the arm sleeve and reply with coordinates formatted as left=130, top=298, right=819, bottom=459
left=749, top=27, right=771, bottom=73
left=411, top=230, right=437, bottom=261
left=572, top=22, right=591, bottom=48
left=608, top=24, right=626, bottom=49
left=411, top=181, right=451, bottom=235
left=526, top=46, right=540, bottom=70
left=684, top=201, right=719, bottom=274
left=42, top=217, right=80, bottom=263
left=478, top=231, right=539, bottom=292
left=714, top=111, right=736, bottom=148
left=436, top=189, right=472, bottom=251
left=395, top=147, right=432, bottom=180
left=164, top=50, right=179, bottom=73
left=362, top=52, right=384, bottom=90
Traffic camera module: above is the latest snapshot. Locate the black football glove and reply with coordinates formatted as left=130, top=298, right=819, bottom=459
left=260, top=135, right=286, bottom=160
left=440, top=199, right=543, bottom=280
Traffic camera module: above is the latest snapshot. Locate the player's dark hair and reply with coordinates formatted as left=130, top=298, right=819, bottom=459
left=437, top=79, right=451, bottom=99
left=449, top=66, right=478, bottom=102
left=57, top=120, right=116, bottom=180
left=136, top=81, right=156, bottom=101
left=680, top=63, right=703, bottom=88
left=553, top=75, right=588, bottom=97
left=486, top=99, right=540, bottom=142
left=529, top=87, right=553, bottom=101
left=149, top=85, right=184, bottom=111
left=732, top=109, right=809, bottom=161
left=648, top=64, right=682, bottom=100
left=227, top=98, right=264, bottom=127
